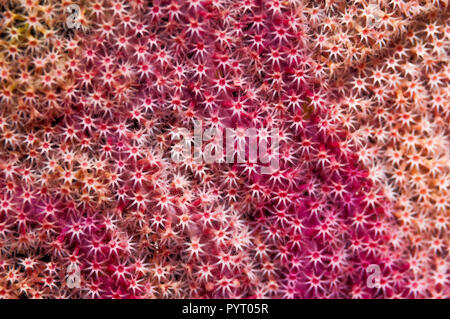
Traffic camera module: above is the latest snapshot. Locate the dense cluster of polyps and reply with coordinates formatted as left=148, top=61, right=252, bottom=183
left=302, top=0, right=449, bottom=297
left=0, top=0, right=447, bottom=298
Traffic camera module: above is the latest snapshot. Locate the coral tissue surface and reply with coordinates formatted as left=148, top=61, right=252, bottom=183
left=0, top=0, right=448, bottom=299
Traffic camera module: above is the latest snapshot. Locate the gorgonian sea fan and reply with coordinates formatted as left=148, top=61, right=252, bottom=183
left=0, top=0, right=447, bottom=299
left=301, top=0, right=449, bottom=298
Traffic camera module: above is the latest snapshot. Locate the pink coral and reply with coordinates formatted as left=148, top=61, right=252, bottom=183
left=0, top=0, right=448, bottom=299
